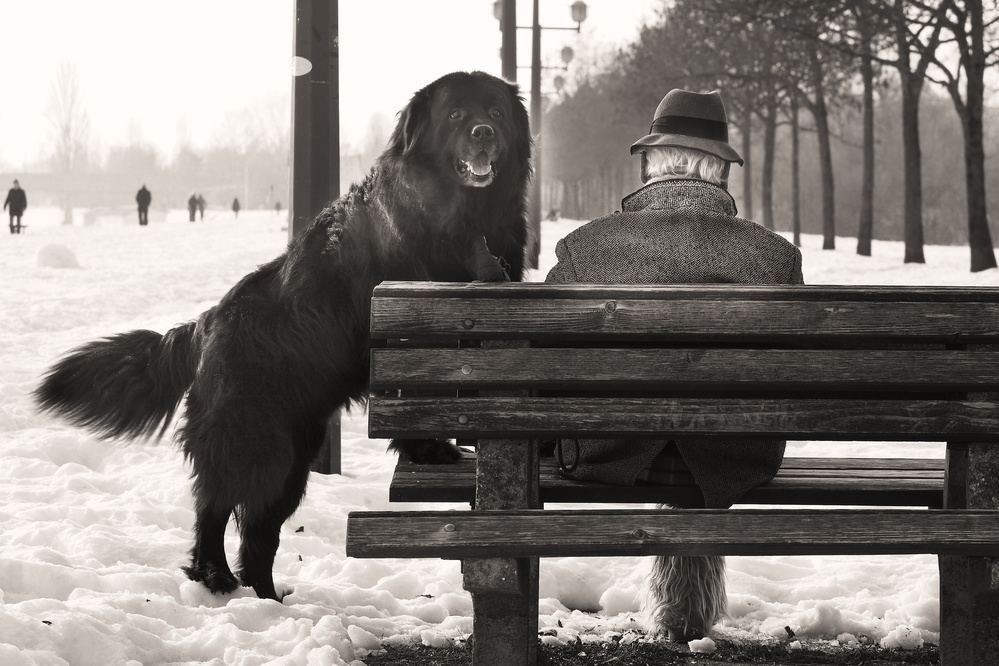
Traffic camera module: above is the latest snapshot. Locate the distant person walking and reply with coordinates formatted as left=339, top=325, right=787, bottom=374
left=187, top=194, right=198, bottom=223
left=135, top=185, right=151, bottom=226
left=196, top=194, right=206, bottom=221
left=4, top=179, right=27, bottom=234
left=232, top=197, right=240, bottom=219
left=275, top=201, right=281, bottom=217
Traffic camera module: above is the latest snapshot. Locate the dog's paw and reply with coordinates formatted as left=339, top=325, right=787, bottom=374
left=182, top=561, right=240, bottom=595
left=474, top=259, right=511, bottom=282
left=389, top=438, right=465, bottom=464
left=469, top=235, right=511, bottom=282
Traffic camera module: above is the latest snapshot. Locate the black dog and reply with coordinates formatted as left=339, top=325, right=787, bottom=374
left=34, top=71, right=531, bottom=601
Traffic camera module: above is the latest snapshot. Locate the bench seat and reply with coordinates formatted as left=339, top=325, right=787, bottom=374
left=390, top=453, right=945, bottom=507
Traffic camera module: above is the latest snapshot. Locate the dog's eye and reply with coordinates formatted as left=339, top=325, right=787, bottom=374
left=449, top=109, right=462, bottom=120
left=490, top=107, right=503, bottom=119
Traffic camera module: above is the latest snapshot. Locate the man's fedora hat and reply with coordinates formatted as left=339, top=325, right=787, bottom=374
left=630, top=89, right=744, bottom=166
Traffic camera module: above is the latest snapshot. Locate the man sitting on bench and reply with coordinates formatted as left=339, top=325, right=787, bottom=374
left=546, top=88, right=804, bottom=643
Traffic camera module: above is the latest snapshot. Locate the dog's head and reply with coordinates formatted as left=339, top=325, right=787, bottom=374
left=390, top=71, right=531, bottom=190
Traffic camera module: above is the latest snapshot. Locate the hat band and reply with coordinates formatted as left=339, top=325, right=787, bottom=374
left=649, top=115, right=728, bottom=143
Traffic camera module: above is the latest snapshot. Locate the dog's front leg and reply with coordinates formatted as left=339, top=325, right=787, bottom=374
left=466, top=234, right=510, bottom=282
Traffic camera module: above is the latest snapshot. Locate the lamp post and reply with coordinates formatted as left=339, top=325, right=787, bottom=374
left=493, top=0, right=517, bottom=81
left=494, top=0, right=586, bottom=269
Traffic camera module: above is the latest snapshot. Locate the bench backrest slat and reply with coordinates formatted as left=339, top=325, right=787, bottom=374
left=369, top=396, right=999, bottom=441
left=371, top=348, right=999, bottom=390
left=370, top=283, right=999, bottom=342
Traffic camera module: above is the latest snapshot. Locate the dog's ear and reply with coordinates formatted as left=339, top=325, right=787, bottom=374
left=506, top=81, right=533, bottom=168
left=390, top=89, right=431, bottom=156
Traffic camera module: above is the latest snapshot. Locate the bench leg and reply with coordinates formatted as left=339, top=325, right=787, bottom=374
left=939, top=555, right=991, bottom=664
left=464, top=557, right=539, bottom=665
left=466, top=436, right=540, bottom=665
left=942, top=433, right=999, bottom=664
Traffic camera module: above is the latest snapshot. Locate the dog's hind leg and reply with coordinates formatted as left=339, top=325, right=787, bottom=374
left=182, top=496, right=239, bottom=594
left=235, top=421, right=322, bottom=601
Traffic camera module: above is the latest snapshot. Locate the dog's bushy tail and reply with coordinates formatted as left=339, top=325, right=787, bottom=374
left=34, top=322, right=200, bottom=440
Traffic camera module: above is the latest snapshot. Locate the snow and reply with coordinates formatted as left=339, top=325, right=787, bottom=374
left=1, top=207, right=997, bottom=664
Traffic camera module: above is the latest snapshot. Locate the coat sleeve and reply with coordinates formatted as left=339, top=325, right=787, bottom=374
left=789, top=247, right=804, bottom=285
left=545, top=237, right=580, bottom=283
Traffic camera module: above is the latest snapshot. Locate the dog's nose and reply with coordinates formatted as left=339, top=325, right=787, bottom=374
left=471, top=124, right=495, bottom=140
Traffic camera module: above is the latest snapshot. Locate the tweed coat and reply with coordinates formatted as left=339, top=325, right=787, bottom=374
left=545, top=178, right=804, bottom=508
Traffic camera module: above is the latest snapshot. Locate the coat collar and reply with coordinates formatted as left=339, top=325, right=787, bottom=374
left=621, top=178, right=738, bottom=217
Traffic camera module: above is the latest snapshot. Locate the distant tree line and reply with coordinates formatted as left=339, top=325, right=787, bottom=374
left=7, top=60, right=291, bottom=218
left=543, top=0, right=999, bottom=272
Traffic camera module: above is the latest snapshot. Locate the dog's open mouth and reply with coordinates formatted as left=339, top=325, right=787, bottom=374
left=455, top=153, right=496, bottom=186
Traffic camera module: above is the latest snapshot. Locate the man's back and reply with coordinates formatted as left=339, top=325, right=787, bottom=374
left=548, top=179, right=802, bottom=287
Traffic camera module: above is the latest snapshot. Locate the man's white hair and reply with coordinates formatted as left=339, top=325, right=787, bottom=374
left=641, top=146, right=729, bottom=187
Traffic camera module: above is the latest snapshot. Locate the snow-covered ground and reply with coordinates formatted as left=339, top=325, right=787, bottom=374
left=1, top=206, right=997, bottom=665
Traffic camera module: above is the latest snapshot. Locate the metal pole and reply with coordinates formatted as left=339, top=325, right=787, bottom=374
left=290, top=0, right=339, bottom=240
left=290, top=0, right=341, bottom=474
left=529, top=0, right=542, bottom=269
left=501, top=0, right=517, bottom=82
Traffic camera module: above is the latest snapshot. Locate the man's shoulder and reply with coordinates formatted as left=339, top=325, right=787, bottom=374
left=561, top=210, right=642, bottom=243
left=731, top=215, right=799, bottom=252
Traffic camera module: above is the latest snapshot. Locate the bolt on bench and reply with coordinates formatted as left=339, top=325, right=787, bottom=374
left=346, top=281, right=999, bottom=666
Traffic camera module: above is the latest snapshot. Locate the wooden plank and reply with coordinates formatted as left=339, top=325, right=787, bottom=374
left=369, top=396, right=999, bottom=441
left=389, top=456, right=945, bottom=506
left=371, top=348, right=999, bottom=391
left=372, top=281, right=999, bottom=303
left=371, top=296, right=999, bottom=342
left=346, top=508, right=999, bottom=558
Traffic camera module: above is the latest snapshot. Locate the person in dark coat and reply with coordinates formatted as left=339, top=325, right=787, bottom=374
left=231, top=197, right=240, bottom=219
left=188, top=194, right=199, bottom=223
left=196, top=194, right=206, bottom=220
left=135, top=185, right=152, bottom=226
left=546, top=89, right=804, bottom=643
left=4, top=179, right=27, bottom=234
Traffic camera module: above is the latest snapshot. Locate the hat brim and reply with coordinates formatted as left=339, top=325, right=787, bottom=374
left=630, top=133, right=744, bottom=166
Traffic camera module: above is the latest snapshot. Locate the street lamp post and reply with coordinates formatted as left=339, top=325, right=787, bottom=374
left=494, top=0, right=586, bottom=270
left=494, top=0, right=517, bottom=81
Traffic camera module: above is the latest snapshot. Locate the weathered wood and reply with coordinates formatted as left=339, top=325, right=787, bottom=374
left=355, top=282, right=999, bottom=665
left=463, top=344, right=539, bottom=666
left=390, top=455, right=945, bottom=507
left=940, top=555, right=993, bottom=665
left=373, top=281, right=999, bottom=302
left=347, top=508, right=999, bottom=558
left=371, top=347, right=999, bottom=390
left=941, top=355, right=999, bottom=664
left=370, top=283, right=999, bottom=342
left=369, top=396, right=999, bottom=441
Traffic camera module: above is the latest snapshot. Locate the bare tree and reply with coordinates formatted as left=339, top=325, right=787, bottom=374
left=45, top=60, right=91, bottom=225
left=926, top=0, right=999, bottom=272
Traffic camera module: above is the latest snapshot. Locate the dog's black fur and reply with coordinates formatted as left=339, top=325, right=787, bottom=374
left=34, top=71, right=531, bottom=601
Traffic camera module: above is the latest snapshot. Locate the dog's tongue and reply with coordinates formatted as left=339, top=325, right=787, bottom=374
left=468, top=153, right=492, bottom=177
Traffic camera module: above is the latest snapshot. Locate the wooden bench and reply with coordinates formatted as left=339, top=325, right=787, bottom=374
left=346, top=281, right=999, bottom=665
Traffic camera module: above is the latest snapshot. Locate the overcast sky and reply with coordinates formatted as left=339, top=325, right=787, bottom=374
left=0, top=0, right=661, bottom=169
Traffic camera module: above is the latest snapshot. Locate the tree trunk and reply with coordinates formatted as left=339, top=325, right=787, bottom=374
left=856, top=12, right=875, bottom=257
left=808, top=47, right=835, bottom=250
left=894, top=0, right=926, bottom=264
left=762, top=95, right=777, bottom=231
left=962, top=0, right=997, bottom=272
left=791, top=95, right=801, bottom=248
left=900, top=75, right=926, bottom=263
